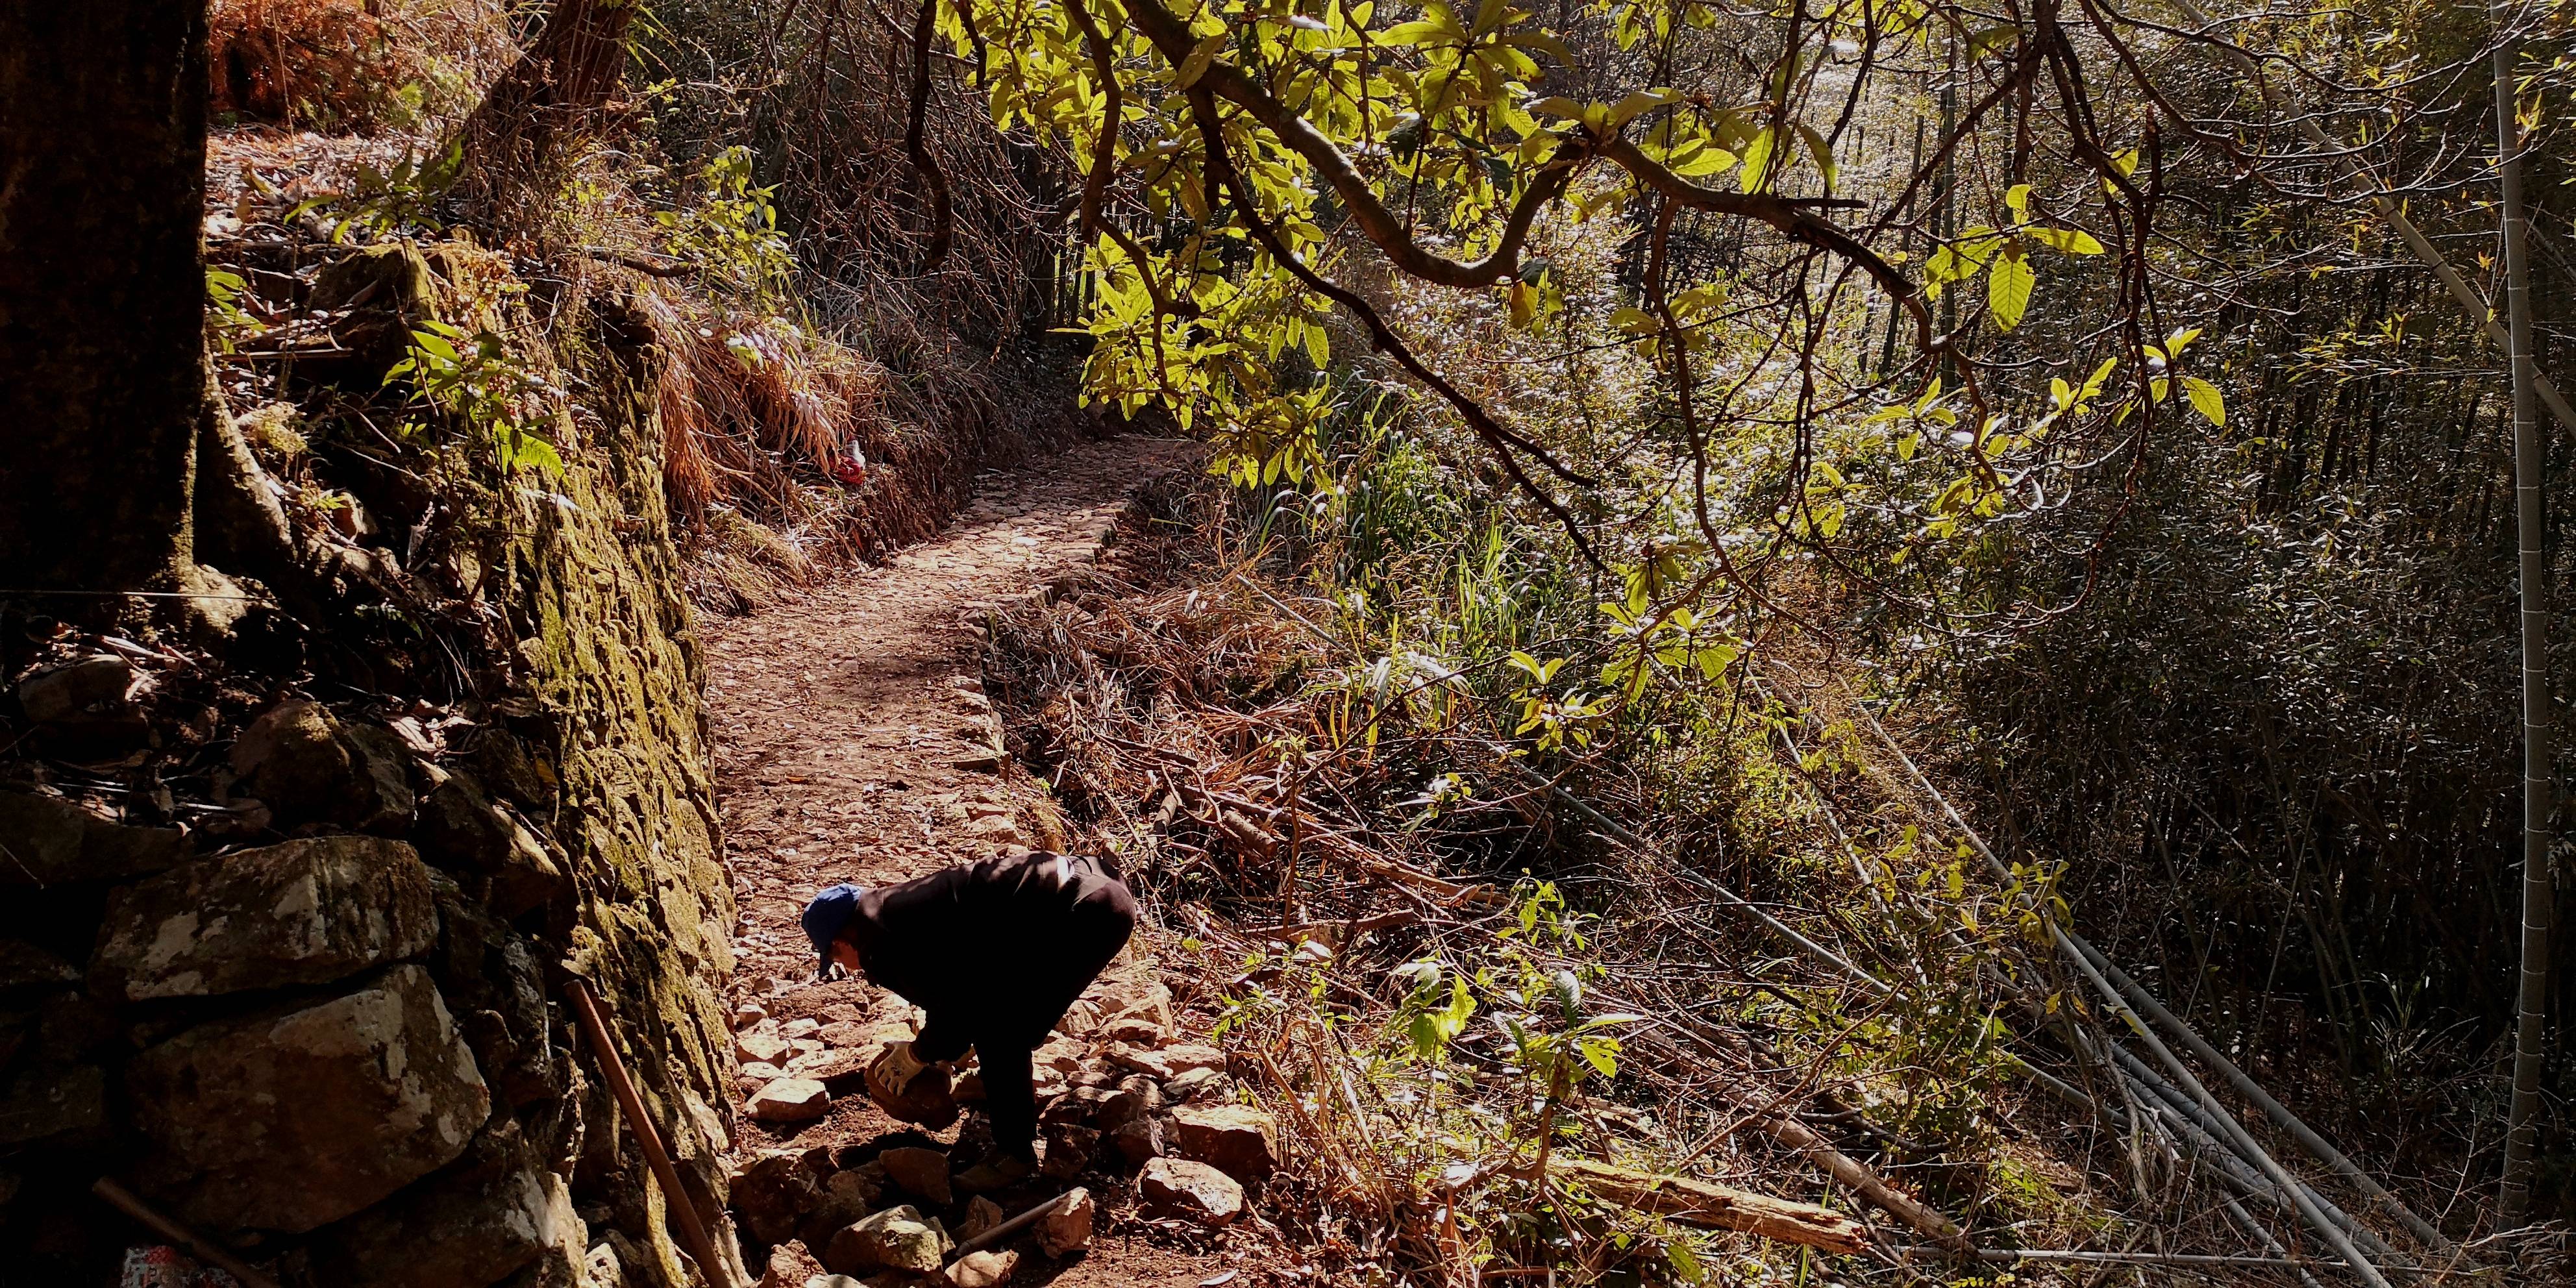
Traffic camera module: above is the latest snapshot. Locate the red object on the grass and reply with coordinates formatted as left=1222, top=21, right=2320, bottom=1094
left=831, top=444, right=869, bottom=487
left=120, top=1246, right=241, bottom=1288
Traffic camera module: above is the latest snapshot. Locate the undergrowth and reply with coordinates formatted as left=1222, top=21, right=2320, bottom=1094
left=977, top=461, right=2163, bottom=1285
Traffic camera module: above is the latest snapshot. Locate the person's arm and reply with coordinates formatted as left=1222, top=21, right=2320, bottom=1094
left=909, top=1010, right=972, bottom=1064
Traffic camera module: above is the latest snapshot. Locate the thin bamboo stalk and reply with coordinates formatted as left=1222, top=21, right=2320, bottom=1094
left=1855, top=701, right=2451, bottom=1251
left=568, top=978, right=739, bottom=1288
left=1887, top=1245, right=2452, bottom=1275
left=2488, top=0, right=2554, bottom=1224
left=2081, top=941, right=2453, bottom=1256
left=1854, top=709, right=2399, bottom=1288
left=1509, top=772, right=1974, bottom=1251
left=2106, top=1041, right=2400, bottom=1263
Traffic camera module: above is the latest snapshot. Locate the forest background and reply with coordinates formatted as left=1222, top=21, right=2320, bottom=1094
left=7, top=0, right=2573, bottom=1278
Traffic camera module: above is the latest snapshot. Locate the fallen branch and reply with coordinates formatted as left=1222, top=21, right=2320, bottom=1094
left=1735, top=1098, right=1974, bottom=1253
left=1887, top=1244, right=2456, bottom=1276
left=584, top=247, right=695, bottom=279
left=1553, top=1158, right=1868, bottom=1254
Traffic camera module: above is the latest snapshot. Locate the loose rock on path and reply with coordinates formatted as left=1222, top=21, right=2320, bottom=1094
left=703, top=436, right=1268, bottom=1287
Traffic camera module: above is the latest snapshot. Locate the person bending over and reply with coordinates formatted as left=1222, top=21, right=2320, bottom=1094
left=802, top=848, right=1135, bottom=1191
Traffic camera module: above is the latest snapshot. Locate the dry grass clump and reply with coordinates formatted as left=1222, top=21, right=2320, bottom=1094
left=634, top=289, right=1085, bottom=613
left=209, top=0, right=511, bottom=133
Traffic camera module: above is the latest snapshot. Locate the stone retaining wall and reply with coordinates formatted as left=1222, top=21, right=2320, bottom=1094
left=0, top=273, right=743, bottom=1286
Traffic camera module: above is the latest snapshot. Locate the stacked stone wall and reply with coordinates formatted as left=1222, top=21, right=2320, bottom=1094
left=0, top=261, right=743, bottom=1287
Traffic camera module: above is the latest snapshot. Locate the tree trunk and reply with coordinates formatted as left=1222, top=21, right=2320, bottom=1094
left=0, top=0, right=210, bottom=593
left=458, top=0, right=635, bottom=203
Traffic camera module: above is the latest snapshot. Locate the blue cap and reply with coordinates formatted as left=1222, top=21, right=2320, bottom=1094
left=803, top=883, right=867, bottom=969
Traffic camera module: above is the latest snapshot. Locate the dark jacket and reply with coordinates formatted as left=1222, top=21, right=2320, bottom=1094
left=847, top=848, right=1135, bottom=1052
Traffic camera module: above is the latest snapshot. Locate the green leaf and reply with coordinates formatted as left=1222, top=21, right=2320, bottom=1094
left=1608, top=306, right=1659, bottom=336
left=1987, top=246, right=2034, bottom=331
left=1173, top=34, right=1228, bottom=88
left=1608, top=88, right=1682, bottom=127
left=2103, top=147, right=2140, bottom=195
left=2181, top=375, right=2226, bottom=426
left=1966, top=23, right=2020, bottom=57
left=1737, top=125, right=1776, bottom=191
left=1500, top=30, right=1576, bottom=64
left=1795, top=123, right=1837, bottom=188
left=1578, top=1035, right=1620, bottom=1078
left=2025, top=226, right=2105, bottom=254
left=2077, top=356, right=2119, bottom=404
left=1668, top=142, right=1737, bottom=177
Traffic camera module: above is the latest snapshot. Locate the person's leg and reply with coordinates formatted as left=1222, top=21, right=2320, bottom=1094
left=956, top=1041, right=1039, bottom=1192
left=978, top=1043, right=1038, bottom=1161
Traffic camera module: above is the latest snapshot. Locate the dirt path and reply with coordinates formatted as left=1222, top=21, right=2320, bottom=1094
left=701, top=436, right=1248, bottom=1287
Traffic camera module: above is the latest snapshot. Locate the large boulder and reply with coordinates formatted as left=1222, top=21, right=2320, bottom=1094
left=410, top=763, right=568, bottom=918
left=0, top=788, right=187, bottom=886
left=746, top=1077, right=829, bottom=1124
left=229, top=700, right=415, bottom=831
left=1109, top=1114, right=1165, bottom=1167
left=1097, top=1076, right=1163, bottom=1131
left=311, top=1126, right=585, bottom=1288
left=736, top=1021, right=790, bottom=1066
left=16, top=655, right=145, bottom=749
left=730, top=1150, right=826, bottom=1245
left=90, top=836, right=438, bottom=1002
left=754, top=1240, right=825, bottom=1288
left=945, top=1249, right=1017, bottom=1288
left=821, top=1206, right=948, bottom=1275
left=1110, top=1043, right=1226, bottom=1082
left=878, top=1146, right=952, bottom=1207
left=125, top=964, right=491, bottom=1232
left=955, top=1195, right=1004, bottom=1242
left=1137, top=1158, right=1244, bottom=1226
left=1034, top=1187, right=1093, bottom=1257
left=429, top=895, right=559, bottom=1110
left=17, top=655, right=134, bottom=724
left=1171, top=1104, right=1278, bottom=1182
left=797, top=1164, right=884, bottom=1249
left=1163, top=1067, right=1227, bottom=1102
left=1038, top=1121, right=1096, bottom=1181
